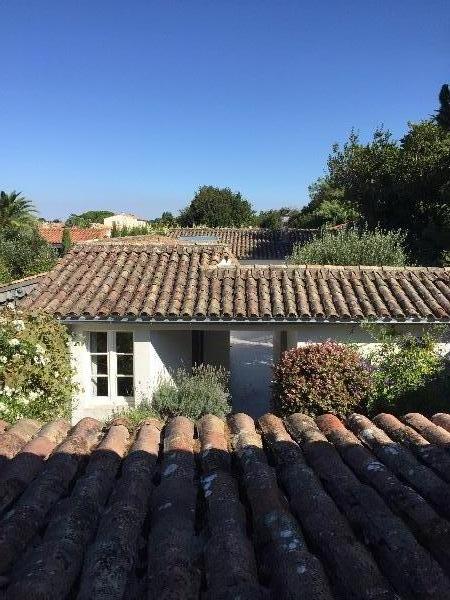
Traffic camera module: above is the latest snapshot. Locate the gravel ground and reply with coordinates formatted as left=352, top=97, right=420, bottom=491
left=230, top=331, right=273, bottom=417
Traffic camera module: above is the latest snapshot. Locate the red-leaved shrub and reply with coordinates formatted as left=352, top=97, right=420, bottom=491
left=272, top=341, right=372, bottom=417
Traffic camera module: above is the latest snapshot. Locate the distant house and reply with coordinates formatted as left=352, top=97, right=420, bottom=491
left=14, top=236, right=450, bottom=421
left=103, top=213, right=148, bottom=229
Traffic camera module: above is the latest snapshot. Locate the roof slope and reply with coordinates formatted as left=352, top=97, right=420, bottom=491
left=21, top=241, right=450, bottom=321
left=39, top=225, right=110, bottom=244
left=1, top=411, right=450, bottom=598
left=168, top=227, right=314, bottom=260
left=0, top=273, right=47, bottom=306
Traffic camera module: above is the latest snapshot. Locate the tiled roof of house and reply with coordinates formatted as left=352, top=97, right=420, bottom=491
left=20, top=241, right=450, bottom=321
left=39, top=224, right=110, bottom=244
left=0, top=273, right=47, bottom=306
left=1, top=411, right=450, bottom=598
left=168, top=227, right=315, bottom=260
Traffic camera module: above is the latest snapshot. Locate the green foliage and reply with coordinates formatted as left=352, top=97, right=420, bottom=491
left=436, top=83, right=450, bottom=131
left=326, top=121, right=450, bottom=264
left=0, top=257, right=11, bottom=284
left=179, top=186, right=254, bottom=227
left=66, top=210, right=114, bottom=227
left=61, top=227, right=72, bottom=255
left=108, top=402, right=160, bottom=429
left=256, top=209, right=284, bottom=229
left=112, top=365, right=230, bottom=425
left=152, top=365, right=231, bottom=420
left=0, top=306, right=77, bottom=422
left=363, top=325, right=448, bottom=416
left=272, top=342, right=373, bottom=418
left=289, top=178, right=359, bottom=228
left=255, top=208, right=293, bottom=229
left=288, top=226, right=408, bottom=266
left=0, top=225, right=57, bottom=282
left=0, top=191, right=36, bottom=229
left=110, top=223, right=169, bottom=237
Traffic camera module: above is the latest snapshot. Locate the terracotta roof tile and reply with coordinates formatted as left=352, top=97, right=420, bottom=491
left=39, top=225, right=110, bottom=244
left=168, top=227, right=314, bottom=260
left=20, top=241, right=450, bottom=322
left=0, top=411, right=450, bottom=597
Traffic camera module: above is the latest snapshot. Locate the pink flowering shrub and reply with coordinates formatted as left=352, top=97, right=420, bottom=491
left=272, top=341, right=372, bottom=417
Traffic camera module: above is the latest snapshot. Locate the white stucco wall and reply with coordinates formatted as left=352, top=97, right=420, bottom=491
left=286, top=323, right=450, bottom=359
left=68, top=324, right=232, bottom=422
left=69, top=323, right=192, bottom=422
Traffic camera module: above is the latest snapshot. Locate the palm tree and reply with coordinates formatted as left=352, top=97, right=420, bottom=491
left=0, top=190, right=37, bottom=228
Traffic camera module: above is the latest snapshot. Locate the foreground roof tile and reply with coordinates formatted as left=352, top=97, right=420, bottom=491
left=0, top=411, right=450, bottom=598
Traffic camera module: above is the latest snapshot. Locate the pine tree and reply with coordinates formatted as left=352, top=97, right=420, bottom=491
left=436, top=84, right=450, bottom=131
left=61, top=227, right=72, bottom=255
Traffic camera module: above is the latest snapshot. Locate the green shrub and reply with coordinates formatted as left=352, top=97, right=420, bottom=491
left=152, top=365, right=230, bottom=420
left=110, top=364, right=231, bottom=426
left=364, top=325, right=448, bottom=416
left=0, top=306, right=77, bottom=422
left=288, top=226, right=408, bottom=266
left=272, top=342, right=373, bottom=418
left=0, top=225, right=57, bottom=280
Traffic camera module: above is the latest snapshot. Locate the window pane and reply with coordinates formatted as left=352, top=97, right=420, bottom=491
left=94, top=376, right=108, bottom=397
left=91, top=354, right=108, bottom=376
left=117, top=354, right=133, bottom=375
left=116, top=332, right=133, bottom=354
left=90, top=332, right=107, bottom=353
left=117, top=376, right=133, bottom=397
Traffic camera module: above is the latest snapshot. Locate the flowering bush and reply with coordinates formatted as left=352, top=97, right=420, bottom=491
left=0, top=305, right=76, bottom=421
left=272, top=341, right=373, bottom=417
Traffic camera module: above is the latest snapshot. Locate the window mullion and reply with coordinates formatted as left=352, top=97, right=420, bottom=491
left=108, top=331, right=117, bottom=399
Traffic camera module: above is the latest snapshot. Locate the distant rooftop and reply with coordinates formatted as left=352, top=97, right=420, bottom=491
left=169, top=227, right=315, bottom=260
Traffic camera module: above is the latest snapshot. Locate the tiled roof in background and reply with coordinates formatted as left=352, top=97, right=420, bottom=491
left=38, top=224, right=110, bottom=244
left=21, top=241, right=450, bottom=321
left=1, top=411, right=450, bottom=598
left=168, top=227, right=315, bottom=260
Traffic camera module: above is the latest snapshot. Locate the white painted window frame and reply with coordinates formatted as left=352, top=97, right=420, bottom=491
left=88, top=330, right=135, bottom=401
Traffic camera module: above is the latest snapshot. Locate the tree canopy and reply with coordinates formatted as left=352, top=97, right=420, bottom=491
left=0, top=225, right=57, bottom=283
left=0, top=191, right=36, bottom=229
left=65, top=210, right=114, bottom=227
left=178, top=186, right=254, bottom=227
left=436, top=84, right=450, bottom=131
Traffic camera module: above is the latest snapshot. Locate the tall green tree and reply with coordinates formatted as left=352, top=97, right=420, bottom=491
left=436, top=83, right=450, bottom=131
left=0, top=190, right=36, bottom=229
left=61, top=227, right=72, bottom=255
left=325, top=122, right=450, bottom=263
left=178, top=186, right=254, bottom=227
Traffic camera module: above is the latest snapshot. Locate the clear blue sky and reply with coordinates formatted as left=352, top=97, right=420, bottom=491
left=1, top=0, right=449, bottom=220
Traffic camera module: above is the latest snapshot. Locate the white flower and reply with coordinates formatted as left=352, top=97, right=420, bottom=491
left=12, top=319, right=25, bottom=332
left=6, top=302, right=15, bottom=310
left=0, top=402, right=6, bottom=411
left=0, top=356, right=7, bottom=364
left=8, top=339, right=20, bottom=347
left=35, top=344, right=45, bottom=354
left=2, top=386, right=13, bottom=397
